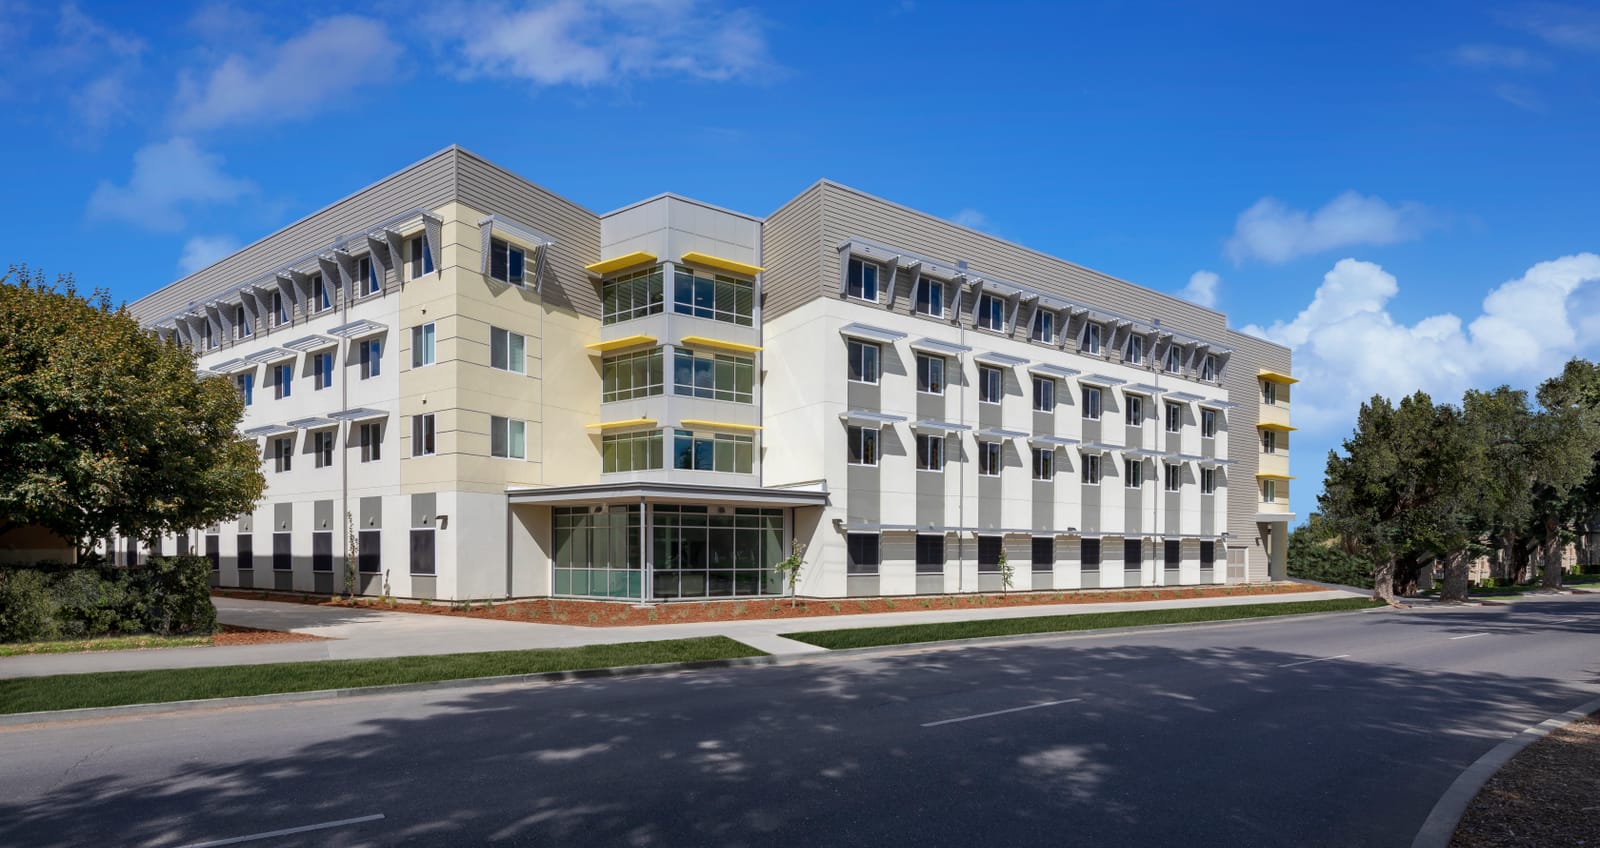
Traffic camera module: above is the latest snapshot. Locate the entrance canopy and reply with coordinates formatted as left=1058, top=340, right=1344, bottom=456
left=508, top=480, right=830, bottom=508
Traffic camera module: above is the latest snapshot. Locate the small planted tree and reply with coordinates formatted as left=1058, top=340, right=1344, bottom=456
left=997, top=547, right=1014, bottom=594
left=776, top=540, right=807, bottom=607
left=344, top=510, right=358, bottom=600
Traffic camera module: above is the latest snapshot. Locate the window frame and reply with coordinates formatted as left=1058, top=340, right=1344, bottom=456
left=1030, top=309, right=1054, bottom=344
left=1082, top=385, right=1102, bottom=420
left=1201, top=408, right=1217, bottom=438
left=915, top=534, right=945, bottom=573
left=1201, top=467, right=1216, bottom=494
left=274, top=363, right=292, bottom=399
left=1263, top=380, right=1278, bottom=405
left=412, top=413, right=436, bottom=457
left=846, top=533, right=881, bottom=576
left=916, top=352, right=946, bottom=395
left=490, top=326, right=527, bottom=374
left=977, top=440, right=1001, bottom=476
left=847, top=339, right=880, bottom=385
left=1031, top=537, right=1053, bottom=572
left=489, top=237, right=526, bottom=286
left=313, top=351, right=334, bottom=391
left=1033, top=376, right=1056, bottom=412
left=1032, top=447, right=1054, bottom=481
left=1125, top=458, right=1144, bottom=488
left=1126, top=394, right=1144, bottom=427
left=976, top=293, right=1005, bottom=332
left=313, top=429, right=334, bottom=468
left=1165, top=402, right=1182, bottom=433
left=846, top=258, right=879, bottom=302
left=1084, top=323, right=1102, bottom=355
left=1164, top=346, right=1182, bottom=373
left=1083, top=452, right=1101, bottom=485
left=1127, top=336, right=1144, bottom=366
left=978, top=364, right=1003, bottom=404
left=1263, top=479, right=1278, bottom=503
left=1262, top=430, right=1278, bottom=454
left=602, top=348, right=665, bottom=403
left=915, top=433, right=946, bottom=471
left=915, top=277, right=944, bottom=318
left=846, top=425, right=880, bottom=467
left=408, top=233, right=434, bottom=279
left=1164, top=462, right=1181, bottom=492
left=1201, top=354, right=1218, bottom=382
left=490, top=415, right=527, bottom=460
left=672, top=348, right=755, bottom=404
left=359, top=421, right=382, bottom=463
left=272, top=436, right=293, bottom=473
left=411, top=323, right=436, bottom=368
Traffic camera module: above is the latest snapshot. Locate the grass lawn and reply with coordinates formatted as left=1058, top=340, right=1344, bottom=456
left=0, top=634, right=213, bottom=657
left=0, top=636, right=764, bottom=715
left=784, top=598, right=1386, bottom=650
left=1419, top=573, right=1600, bottom=598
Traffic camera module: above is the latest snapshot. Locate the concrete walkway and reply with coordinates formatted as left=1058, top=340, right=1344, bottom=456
left=0, top=588, right=1364, bottom=679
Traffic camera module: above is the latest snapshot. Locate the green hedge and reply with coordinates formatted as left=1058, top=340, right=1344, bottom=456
left=0, top=556, right=217, bottom=643
left=1287, top=536, right=1375, bottom=589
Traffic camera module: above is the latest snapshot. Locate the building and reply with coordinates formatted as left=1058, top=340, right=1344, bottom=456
left=127, top=146, right=1295, bottom=601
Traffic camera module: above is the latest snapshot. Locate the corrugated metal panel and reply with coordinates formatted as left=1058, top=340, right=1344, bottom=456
left=1222, top=328, right=1292, bottom=547
left=759, top=182, right=825, bottom=320
left=128, top=148, right=460, bottom=324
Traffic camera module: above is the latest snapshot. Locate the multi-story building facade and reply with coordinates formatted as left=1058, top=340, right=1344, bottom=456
left=128, top=147, right=1294, bottom=601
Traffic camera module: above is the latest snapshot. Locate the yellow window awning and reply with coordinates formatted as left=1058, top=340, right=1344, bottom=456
left=677, top=335, right=762, bottom=355
left=585, top=334, right=657, bottom=353
left=679, top=251, right=764, bottom=277
left=1257, top=422, right=1298, bottom=432
left=1255, top=473, right=1296, bottom=481
left=585, top=418, right=658, bottom=431
left=1258, top=370, right=1299, bottom=385
left=584, top=251, right=657, bottom=275
left=679, top=419, right=762, bottom=432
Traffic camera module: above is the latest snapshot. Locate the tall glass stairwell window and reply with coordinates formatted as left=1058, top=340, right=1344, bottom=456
left=674, top=268, right=754, bottom=326
left=602, top=266, right=664, bottom=324
left=674, top=349, right=754, bottom=403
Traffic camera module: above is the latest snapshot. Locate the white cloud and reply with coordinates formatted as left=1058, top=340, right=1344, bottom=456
left=1449, top=43, right=1548, bottom=69
left=0, top=3, right=144, bottom=134
left=87, top=138, right=255, bottom=231
left=1242, top=253, right=1600, bottom=433
left=1517, top=4, right=1600, bottom=51
left=173, top=15, right=400, bottom=131
left=1494, top=82, right=1545, bottom=112
left=433, top=0, right=775, bottom=86
left=952, top=208, right=990, bottom=231
left=1225, top=191, right=1429, bottom=265
left=1180, top=270, right=1219, bottom=308
left=178, top=235, right=241, bottom=276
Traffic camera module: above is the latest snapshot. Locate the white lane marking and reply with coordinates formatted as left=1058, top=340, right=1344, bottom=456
left=922, top=698, right=1082, bottom=728
left=177, top=814, right=385, bottom=848
left=1277, top=654, right=1351, bottom=668
left=1551, top=617, right=1579, bottom=624
left=1449, top=633, right=1490, bottom=640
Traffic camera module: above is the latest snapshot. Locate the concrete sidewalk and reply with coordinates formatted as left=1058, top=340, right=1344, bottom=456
left=0, top=588, right=1365, bottom=679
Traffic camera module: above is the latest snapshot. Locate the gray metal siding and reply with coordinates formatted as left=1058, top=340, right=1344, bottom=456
left=1223, top=328, right=1293, bottom=546
left=759, top=183, right=826, bottom=321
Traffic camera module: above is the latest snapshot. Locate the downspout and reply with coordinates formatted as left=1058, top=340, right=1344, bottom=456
left=340, top=245, right=350, bottom=596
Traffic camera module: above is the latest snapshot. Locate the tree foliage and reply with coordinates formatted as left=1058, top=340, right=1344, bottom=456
left=0, top=266, right=264, bottom=554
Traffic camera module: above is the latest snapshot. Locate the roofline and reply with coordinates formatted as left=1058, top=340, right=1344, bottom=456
left=598, top=191, right=765, bottom=224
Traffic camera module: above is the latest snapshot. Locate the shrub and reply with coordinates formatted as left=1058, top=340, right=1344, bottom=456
left=0, top=569, right=59, bottom=642
left=1287, top=533, right=1375, bottom=589
left=0, top=556, right=216, bottom=642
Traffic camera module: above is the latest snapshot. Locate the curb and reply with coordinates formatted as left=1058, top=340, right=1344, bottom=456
left=1411, top=694, right=1600, bottom=848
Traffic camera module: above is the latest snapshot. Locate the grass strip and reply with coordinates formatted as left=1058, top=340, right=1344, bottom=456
left=783, top=598, right=1386, bottom=650
left=0, top=636, right=763, bottom=715
left=0, top=634, right=213, bottom=657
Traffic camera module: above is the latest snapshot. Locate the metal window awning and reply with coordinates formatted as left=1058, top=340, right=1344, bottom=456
left=1078, top=373, right=1127, bottom=387
left=209, top=357, right=255, bottom=374
left=1028, top=363, right=1080, bottom=379
left=1254, top=512, right=1297, bottom=523
left=973, top=351, right=1029, bottom=367
left=839, top=322, right=906, bottom=344
left=585, top=251, right=657, bottom=276
left=1122, top=383, right=1165, bottom=396
left=679, top=418, right=762, bottom=432
left=1164, top=391, right=1206, bottom=403
left=975, top=427, right=1028, bottom=441
left=909, top=337, right=972, bottom=357
left=1197, top=399, right=1239, bottom=410
left=679, top=251, right=764, bottom=277
left=329, top=408, right=388, bottom=422
left=1258, top=370, right=1299, bottom=385
left=287, top=416, right=337, bottom=430
left=328, top=319, right=387, bottom=339
left=480, top=214, right=555, bottom=290
left=1197, top=457, right=1235, bottom=468
left=912, top=419, right=971, bottom=434
left=1258, top=422, right=1298, bottom=432
left=1127, top=448, right=1167, bottom=459
left=242, top=424, right=296, bottom=437
left=283, top=334, right=337, bottom=352
left=839, top=410, right=908, bottom=426
left=1173, top=453, right=1206, bottom=463
left=678, top=335, right=762, bottom=355
left=585, top=334, right=657, bottom=353
left=585, top=418, right=658, bottom=431
left=243, top=347, right=296, bottom=364
left=1078, top=442, right=1119, bottom=453
left=1029, top=434, right=1080, bottom=448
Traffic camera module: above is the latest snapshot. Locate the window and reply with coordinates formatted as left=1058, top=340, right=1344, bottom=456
left=1202, top=408, right=1217, bottom=438
left=236, top=305, right=251, bottom=338
left=1201, top=354, right=1218, bottom=382
left=273, top=436, right=292, bottom=472
left=312, top=275, right=331, bottom=313
left=1165, top=539, right=1181, bottom=569
left=313, top=352, right=333, bottom=390
left=915, top=277, right=943, bottom=317
left=491, top=416, right=526, bottom=459
left=916, top=353, right=945, bottom=394
left=359, top=530, right=381, bottom=573
left=1083, top=453, right=1101, bottom=484
left=272, top=291, right=287, bottom=327
left=1263, top=479, right=1278, bottom=503
left=274, top=363, right=292, bottom=399
left=236, top=534, right=253, bottom=571
left=1164, top=463, right=1181, bottom=492
left=1200, top=541, right=1216, bottom=571
left=358, top=255, right=379, bottom=296
left=1125, top=539, right=1143, bottom=570
left=1082, top=386, right=1102, bottom=420
left=846, top=533, right=880, bottom=575
left=410, top=528, right=436, bottom=575
left=1084, top=323, right=1102, bottom=355
left=1166, top=402, right=1182, bottom=432
left=978, top=365, right=1002, bottom=404
left=1263, top=380, right=1277, bottom=405
left=412, top=414, right=435, bottom=457
left=1032, top=537, right=1053, bottom=572
left=1033, top=377, right=1056, bottom=412
left=1262, top=430, right=1278, bottom=454
left=411, top=323, right=436, bottom=367
left=675, top=268, right=754, bottom=325
left=603, top=348, right=663, bottom=402
left=976, top=294, right=1005, bottom=332
left=847, top=339, right=880, bottom=384
left=236, top=372, right=254, bottom=406
left=916, top=433, right=945, bottom=471
left=602, top=430, right=664, bottom=472
left=408, top=234, right=434, bottom=279
left=1201, top=467, right=1216, bottom=494
left=204, top=321, right=216, bottom=350
left=673, top=349, right=755, bottom=404
left=847, top=425, right=879, bottom=466
left=359, top=339, right=381, bottom=379
left=489, top=237, right=526, bottom=286
left=1031, top=310, right=1054, bottom=343
left=1126, top=395, right=1143, bottom=427
left=490, top=327, right=526, bottom=374
left=359, top=422, right=382, bottom=462
left=205, top=534, right=219, bottom=570
left=273, top=532, right=291, bottom=571
left=1033, top=448, right=1054, bottom=481
left=1127, top=336, right=1144, bottom=366
left=1125, top=458, right=1144, bottom=488
left=977, top=536, right=1002, bottom=572
left=847, top=258, right=879, bottom=302
left=313, top=531, right=333, bottom=572
left=916, top=534, right=944, bottom=573
left=1082, top=538, right=1101, bottom=571
left=313, top=430, right=334, bottom=468
left=1164, top=346, right=1182, bottom=373
left=602, top=266, right=664, bottom=324
left=978, top=440, right=1001, bottom=476
left=673, top=430, right=754, bottom=473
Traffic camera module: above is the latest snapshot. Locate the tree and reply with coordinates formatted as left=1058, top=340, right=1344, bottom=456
left=1530, top=360, right=1600, bottom=588
left=775, top=540, right=806, bottom=607
left=0, top=267, right=264, bottom=557
left=1461, top=387, right=1538, bottom=586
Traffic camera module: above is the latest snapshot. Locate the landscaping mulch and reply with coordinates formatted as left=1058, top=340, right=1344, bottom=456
left=213, top=581, right=1322, bottom=627
left=1451, top=713, right=1600, bottom=847
left=211, top=624, right=328, bottom=647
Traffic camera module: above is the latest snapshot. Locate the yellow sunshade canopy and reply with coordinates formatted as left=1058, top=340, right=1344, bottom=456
left=584, top=251, right=657, bottom=275
left=1257, top=422, right=1298, bottom=432
left=585, top=334, right=657, bottom=353
left=1255, top=473, right=1296, bottom=481
left=679, top=419, right=763, bottom=432
left=1258, top=370, right=1299, bottom=385
left=679, top=251, right=764, bottom=277
left=585, top=418, right=658, bottom=430
left=678, top=335, right=762, bottom=355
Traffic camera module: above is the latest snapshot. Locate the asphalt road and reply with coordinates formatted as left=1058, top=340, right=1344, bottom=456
left=2, top=596, right=1598, bottom=847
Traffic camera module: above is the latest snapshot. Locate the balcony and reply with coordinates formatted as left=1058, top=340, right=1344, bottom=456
left=1259, top=403, right=1292, bottom=430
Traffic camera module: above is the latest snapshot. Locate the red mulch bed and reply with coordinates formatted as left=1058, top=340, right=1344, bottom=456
left=211, top=624, right=329, bottom=646
left=213, top=582, right=1322, bottom=627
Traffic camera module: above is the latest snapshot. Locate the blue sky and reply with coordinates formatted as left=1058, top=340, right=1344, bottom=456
left=4, top=0, right=1599, bottom=520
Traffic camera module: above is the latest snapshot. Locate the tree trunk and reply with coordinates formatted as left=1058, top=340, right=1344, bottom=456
left=1372, top=556, right=1396, bottom=604
left=1541, top=521, right=1564, bottom=589
left=1440, top=550, right=1471, bottom=603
